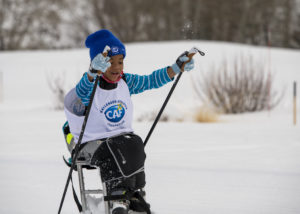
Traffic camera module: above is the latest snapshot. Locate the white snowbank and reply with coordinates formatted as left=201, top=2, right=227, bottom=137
left=0, top=41, right=300, bottom=214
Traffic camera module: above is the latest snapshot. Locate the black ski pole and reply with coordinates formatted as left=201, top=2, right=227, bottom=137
left=58, top=74, right=100, bottom=214
left=144, top=71, right=183, bottom=147
left=144, top=47, right=205, bottom=147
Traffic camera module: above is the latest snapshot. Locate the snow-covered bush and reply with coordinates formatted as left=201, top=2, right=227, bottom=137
left=46, top=72, right=66, bottom=110
left=193, top=54, right=283, bottom=114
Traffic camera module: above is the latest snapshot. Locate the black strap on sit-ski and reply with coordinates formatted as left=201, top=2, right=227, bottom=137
left=104, top=191, right=151, bottom=214
left=104, top=191, right=133, bottom=201
left=133, top=191, right=151, bottom=214
left=70, top=175, right=82, bottom=212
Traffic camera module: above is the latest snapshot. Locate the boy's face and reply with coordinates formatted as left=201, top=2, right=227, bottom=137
left=104, top=54, right=124, bottom=82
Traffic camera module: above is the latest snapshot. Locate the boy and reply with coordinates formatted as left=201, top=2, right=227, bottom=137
left=64, top=29, right=194, bottom=214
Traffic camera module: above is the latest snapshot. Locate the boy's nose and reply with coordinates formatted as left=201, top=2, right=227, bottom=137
left=111, top=63, right=120, bottom=69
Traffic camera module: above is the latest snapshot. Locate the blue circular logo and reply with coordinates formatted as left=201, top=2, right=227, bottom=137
left=104, top=103, right=125, bottom=123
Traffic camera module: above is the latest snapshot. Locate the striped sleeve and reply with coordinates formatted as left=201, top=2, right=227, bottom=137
left=124, top=67, right=173, bottom=95
left=75, top=72, right=94, bottom=106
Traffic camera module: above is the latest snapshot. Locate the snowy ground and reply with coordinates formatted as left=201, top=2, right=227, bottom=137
left=0, top=41, right=300, bottom=214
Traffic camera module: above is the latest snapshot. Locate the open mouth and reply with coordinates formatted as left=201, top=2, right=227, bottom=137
left=103, top=70, right=123, bottom=83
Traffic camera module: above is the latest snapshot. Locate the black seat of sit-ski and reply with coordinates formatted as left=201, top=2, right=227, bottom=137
left=63, top=156, right=97, bottom=171
left=62, top=121, right=97, bottom=171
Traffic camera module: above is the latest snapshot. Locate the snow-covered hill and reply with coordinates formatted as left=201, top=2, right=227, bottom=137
left=0, top=41, right=300, bottom=214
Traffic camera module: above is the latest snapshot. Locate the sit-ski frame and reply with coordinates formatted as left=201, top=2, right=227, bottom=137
left=76, top=160, right=110, bottom=214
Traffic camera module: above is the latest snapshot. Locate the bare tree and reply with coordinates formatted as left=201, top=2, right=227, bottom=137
left=46, top=72, right=66, bottom=110
left=192, top=54, right=283, bottom=114
left=0, top=0, right=66, bottom=50
left=1, top=0, right=300, bottom=50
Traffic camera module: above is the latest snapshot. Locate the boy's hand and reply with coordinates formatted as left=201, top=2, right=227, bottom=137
left=171, top=53, right=195, bottom=74
left=87, top=53, right=111, bottom=78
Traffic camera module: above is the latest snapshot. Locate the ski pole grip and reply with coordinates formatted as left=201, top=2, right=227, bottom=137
left=102, top=45, right=111, bottom=57
left=180, top=47, right=205, bottom=71
left=177, top=46, right=205, bottom=71
left=180, top=52, right=196, bottom=72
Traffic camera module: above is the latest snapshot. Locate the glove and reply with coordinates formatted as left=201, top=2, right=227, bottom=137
left=87, top=53, right=111, bottom=78
left=171, top=54, right=194, bottom=74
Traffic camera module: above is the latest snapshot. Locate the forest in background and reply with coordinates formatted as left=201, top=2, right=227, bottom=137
left=1, top=0, right=300, bottom=50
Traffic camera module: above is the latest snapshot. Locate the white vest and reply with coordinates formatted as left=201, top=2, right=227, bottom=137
left=64, top=79, right=134, bottom=143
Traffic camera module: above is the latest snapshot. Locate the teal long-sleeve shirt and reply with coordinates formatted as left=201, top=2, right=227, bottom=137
left=76, top=67, right=173, bottom=106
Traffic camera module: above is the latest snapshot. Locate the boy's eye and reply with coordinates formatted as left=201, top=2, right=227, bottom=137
left=109, top=61, right=123, bottom=66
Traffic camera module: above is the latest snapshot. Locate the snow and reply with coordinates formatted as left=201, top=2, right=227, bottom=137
left=0, top=41, right=300, bottom=214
